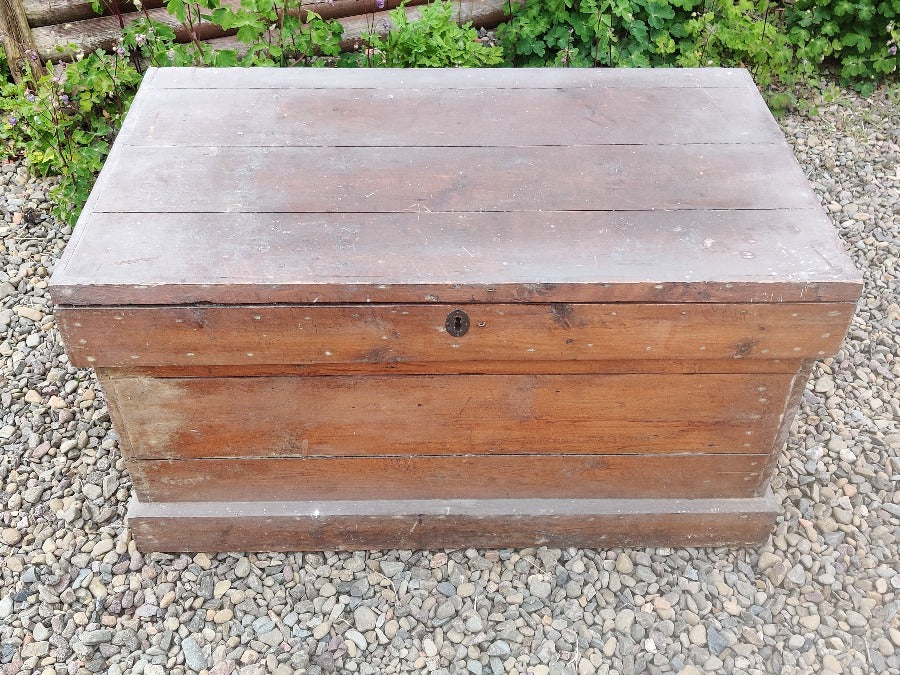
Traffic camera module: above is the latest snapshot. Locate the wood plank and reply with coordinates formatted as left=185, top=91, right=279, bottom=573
left=127, top=453, right=769, bottom=502
left=98, top=358, right=810, bottom=377
left=141, top=66, right=755, bottom=90
left=755, top=366, right=812, bottom=494
left=57, top=302, right=856, bottom=368
left=23, top=0, right=419, bottom=28
left=90, top=144, right=822, bottom=214
left=120, top=86, right=783, bottom=147
left=103, top=373, right=792, bottom=459
left=127, top=489, right=780, bottom=551
left=49, top=210, right=863, bottom=306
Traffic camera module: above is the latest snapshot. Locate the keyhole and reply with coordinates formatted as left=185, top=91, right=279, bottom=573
left=445, top=309, right=470, bottom=337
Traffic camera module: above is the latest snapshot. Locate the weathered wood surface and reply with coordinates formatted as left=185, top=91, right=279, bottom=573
left=756, top=367, right=813, bottom=493
left=128, top=490, right=780, bottom=551
left=1, top=0, right=44, bottom=83
left=101, top=373, right=792, bottom=459
left=120, top=86, right=785, bottom=146
left=127, top=453, right=768, bottom=502
left=58, top=302, right=855, bottom=368
left=50, top=68, right=861, bottom=307
left=138, top=66, right=758, bottom=89
left=101, top=358, right=810, bottom=377
left=91, top=145, right=822, bottom=214
left=51, top=211, right=862, bottom=306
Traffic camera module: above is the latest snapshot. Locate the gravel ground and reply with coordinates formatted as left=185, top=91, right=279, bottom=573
left=1, top=82, right=898, bottom=675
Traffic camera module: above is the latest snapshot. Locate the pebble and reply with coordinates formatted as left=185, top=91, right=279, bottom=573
left=354, top=606, right=377, bottom=631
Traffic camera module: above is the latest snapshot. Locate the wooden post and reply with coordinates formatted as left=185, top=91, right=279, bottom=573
left=0, top=0, right=43, bottom=82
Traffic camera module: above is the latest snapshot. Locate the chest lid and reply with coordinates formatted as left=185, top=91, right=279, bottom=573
left=50, top=67, right=861, bottom=307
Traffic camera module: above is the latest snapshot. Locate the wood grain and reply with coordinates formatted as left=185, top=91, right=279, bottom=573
left=139, top=66, right=756, bottom=90
left=91, top=144, right=821, bottom=214
left=103, top=373, right=792, bottom=459
left=49, top=210, right=862, bottom=307
left=120, top=86, right=783, bottom=147
left=127, top=453, right=769, bottom=502
left=98, top=358, right=810, bottom=377
left=57, top=302, right=855, bottom=368
left=127, top=490, right=780, bottom=551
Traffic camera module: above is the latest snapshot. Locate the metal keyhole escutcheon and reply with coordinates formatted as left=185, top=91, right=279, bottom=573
left=445, top=309, right=470, bottom=337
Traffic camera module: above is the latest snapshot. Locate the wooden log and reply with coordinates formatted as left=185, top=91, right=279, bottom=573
left=0, top=0, right=43, bottom=81
left=56, top=302, right=855, bottom=368
left=126, top=453, right=770, bottom=502
left=127, top=489, right=781, bottom=551
left=31, top=0, right=504, bottom=61
left=207, top=0, right=508, bottom=53
left=98, top=372, right=792, bottom=459
left=22, top=0, right=418, bottom=28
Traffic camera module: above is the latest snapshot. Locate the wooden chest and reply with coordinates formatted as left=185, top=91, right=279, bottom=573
left=50, top=67, right=862, bottom=551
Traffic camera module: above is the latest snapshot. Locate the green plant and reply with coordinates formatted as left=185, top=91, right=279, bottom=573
left=357, top=1, right=503, bottom=67
left=122, top=0, right=346, bottom=67
left=0, top=48, right=11, bottom=84
left=786, top=0, right=899, bottom=94
left=498, top=0, right=806, bottom=87
left=0, top=49, right=142, bottom=224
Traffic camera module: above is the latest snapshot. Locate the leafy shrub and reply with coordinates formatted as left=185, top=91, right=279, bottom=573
left=356, top=0, right=503, bottom=67
left=498, top=0, right=807, bottom=86
left=786, top=0, right=899, bottom=94
left=122, top=0, right=345, bottom=67
left=0, top=50, right=142, bottom=224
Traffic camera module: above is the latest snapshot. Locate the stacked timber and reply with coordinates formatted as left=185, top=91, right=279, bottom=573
left=2, top=0, right=508, bottom=79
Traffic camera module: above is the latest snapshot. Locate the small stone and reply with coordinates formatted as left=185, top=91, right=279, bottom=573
left=465, top=614, right=484, bottom=633
left=22, top=485, right=45, bottom=504
left=24, top=389, right=41, bottom=403
left=14, top=306, right=43, bottom=322
left=757, top=552, right=781, bottom=571
left=21, top=641, right=49, bottom=658
left=603, top=637, right=617, bottom=657
left=799, top=614, right=820, bottom=630
left=234, top=557, right=251, bottom=578
left=787, top=634, right=805, bottom=649
left=689, top=624, right=707, bottom=646
left=529, top=577, right=552, bottom=599
left=319, top=582, right=337, bottom=597
left=422, top=638, right=438, bottom=657
left=214, top=608, right=233, bottom=624
left=457, top=582, right=476, bottom=598
left=379, top=560, right=405, bottom=577
left=614, top=609, right=635, bottom=633
left=80, top=629, right=113, bottom=646
left=707, top=626, right=728, bottom=655
left=258, top=629, right=284, bottom=647
left=615, top=553, right=634, bottom=574
left=1, top=528, right=21, bottom=545
left=845, top=610, right=867, bottom=628
left=487, top=640, right=510, bottom=657
left=181, top=637, right=207, bottom=671
left=823, top=654, right=842, bottom=673
left=0, top=596, right=13, bottom=619
left=312, top=621, right=331, bottom=640
left=209, top=661, right=236, bottom=675
left=345, top=629, right=367, bottom=651
left=354, top=606, right=377, bottom=632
